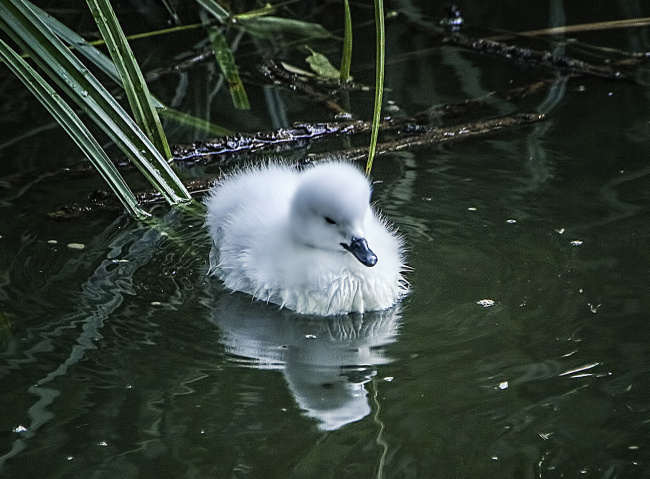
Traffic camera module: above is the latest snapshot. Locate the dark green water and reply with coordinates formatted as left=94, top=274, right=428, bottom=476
left=2, top=2, right=650, bottom=478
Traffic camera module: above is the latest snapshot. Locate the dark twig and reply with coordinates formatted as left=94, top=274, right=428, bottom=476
left=442, top=33, right=628, bottom=81
left=48, top=112, right=545, bottom=219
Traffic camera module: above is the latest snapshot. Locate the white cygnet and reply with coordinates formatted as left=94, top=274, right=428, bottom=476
left=205, top=161, right=407, bottom=315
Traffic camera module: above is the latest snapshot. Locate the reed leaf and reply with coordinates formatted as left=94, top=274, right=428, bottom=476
left=158, top=107, right=233, bottom=137
left=366, top=0, right=385, bottom=175
left=340, top=0, right=352, bottom=82
left=236, top=17, right=331, bottom=42
left=28, top=0, right=228, bottom=135
left=203, top=21, right=250, bottom=110
left=86, top=0, right=171, bottom=159
left=194, top=0, right=230, bottom=24
left=0, top=37, right=149, bottom=219
left=0, top=0, right=191, bottom=205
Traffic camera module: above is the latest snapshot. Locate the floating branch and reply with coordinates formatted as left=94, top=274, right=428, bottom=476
left=305, top=113, right=547, bottom=163
left=441, top=34, right=628, bottom=81
left=48, top=112, right=545, bottom=219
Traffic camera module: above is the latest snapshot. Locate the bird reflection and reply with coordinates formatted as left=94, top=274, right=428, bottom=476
left=207, top=291, right=401, bottom=431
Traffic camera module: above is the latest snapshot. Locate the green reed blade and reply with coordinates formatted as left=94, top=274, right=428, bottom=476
left=366, top=0, right=385, bottom=176
left=27, top=0, right=229, bottom=134
left=0, top=37, right=149, bottom=219
left=86, top=0, right=172, bottom=159
left=204, top=23, right=250, bottom=110
left=0, top=0, right=191, bottom=205
left=340, top=0, right=353, bottom=82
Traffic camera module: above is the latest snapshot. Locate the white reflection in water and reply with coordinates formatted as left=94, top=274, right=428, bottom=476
left=208, top=292, right=401, bottom=431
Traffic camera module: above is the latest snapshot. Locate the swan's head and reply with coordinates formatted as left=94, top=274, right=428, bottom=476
left=289, top=162, right=377, bottom=267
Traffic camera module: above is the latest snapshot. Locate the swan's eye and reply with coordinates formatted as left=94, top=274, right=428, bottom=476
left=324, top=217, right=337, bottom=225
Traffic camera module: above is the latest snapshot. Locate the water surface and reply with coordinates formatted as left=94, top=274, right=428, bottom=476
left=1, top=2, right=650, bottom=478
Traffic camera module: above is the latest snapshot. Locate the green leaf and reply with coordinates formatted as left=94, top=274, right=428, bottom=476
left=340, top=0, right=353, bottom=82
left=305, top=46, right=340, bottom=80
left=0, top=0, right=191, bottom=205
left=27, top=0, right=230, bottom=133
left=236, top=16, right=331, bottom=42
left=366, top=0, right=385, bottom=175
left=158, top=108, right=233, bottom=137
left=0, top=37, right=149, bottom=219
left=203, top=19, right=250, bottom=110
left=86, top=0, right=172, bottom=160
left=232, top=3, right=275, bottom=20
left=194, top=0, right=230, bottom=24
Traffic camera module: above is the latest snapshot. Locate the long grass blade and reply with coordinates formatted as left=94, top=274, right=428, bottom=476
left=203, top=22, right=250, bottom=110
left=194, top=0, right=230, bottom=24
left=0, top=38, right=149, bottom=219
left=26, top=0, right=229, bottom=134
left=0, top=0, right=191, bottom=205
left=340, top=0, right=352, bottom=82
left=86, top=0, right=171, bottom=159
left=366, top=0, right=385, bottom=175
left=157, top=107, right=233, bottom=136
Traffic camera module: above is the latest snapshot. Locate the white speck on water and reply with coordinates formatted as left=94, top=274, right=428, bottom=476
left=384, top=377, right=394, bottom=382
left=556, top=228, right=565, bottom=234
left=506, top=219, right=516, bottom=224
left=67, top=243, right=85, bottom=250
left=305, top=334, right=317, bottom=339
left=477, top=299, right=495, bottom=308
left=13, top=425, right=28, bottom=433
left=498, top=381, right=508, bottom=390
left=47, top=239, right=58, bottom=244
left=97, top=441, right=108, bottom=447
left=468, top=207, right=477, bottom=211
left=589, top=303, right=601, bottom=313
left=151, top=301, right=162, bottom=306
left=570, top=240, right=583, bottom=246
left=629, top=445, right=640, bottom=450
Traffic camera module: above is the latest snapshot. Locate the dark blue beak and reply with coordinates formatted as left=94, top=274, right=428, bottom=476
left=341, top=237, right=377, bottom=267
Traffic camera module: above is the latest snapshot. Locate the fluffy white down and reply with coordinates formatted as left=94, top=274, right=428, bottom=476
left=205, top=161, right=407, bottom=316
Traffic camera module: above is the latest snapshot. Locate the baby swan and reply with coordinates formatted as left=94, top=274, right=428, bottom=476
left=205, top=161, right=407, bottom=316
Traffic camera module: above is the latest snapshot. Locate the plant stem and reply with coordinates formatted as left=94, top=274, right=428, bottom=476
left=366, top=0, right=384, bottom=176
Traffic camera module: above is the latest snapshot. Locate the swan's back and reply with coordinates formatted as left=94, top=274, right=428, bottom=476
left=205, top=164, right=300, bottom=246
